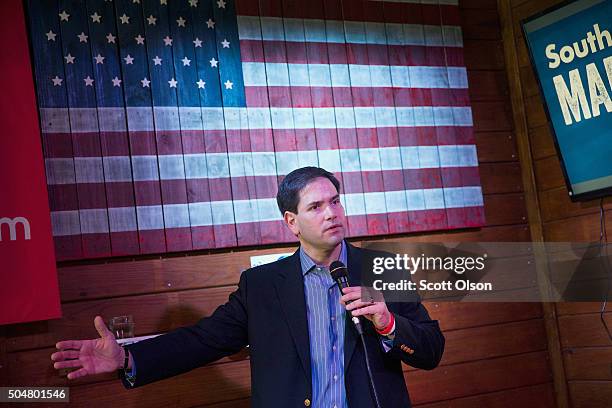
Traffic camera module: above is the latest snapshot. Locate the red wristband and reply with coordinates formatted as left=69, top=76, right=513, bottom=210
left=376, top=312, right=395, bottom=335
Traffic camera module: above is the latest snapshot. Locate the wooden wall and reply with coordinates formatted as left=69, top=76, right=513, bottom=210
left=499, top=0, right=612, bottom=407
left=0, top=1, right=561, bottom=407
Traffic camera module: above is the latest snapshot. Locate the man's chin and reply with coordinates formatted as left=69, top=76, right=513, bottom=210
left=325, top=230, right=345, bottom=245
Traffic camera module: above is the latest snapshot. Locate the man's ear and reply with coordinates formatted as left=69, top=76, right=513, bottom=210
left=283, top=211, right=299, bottom=237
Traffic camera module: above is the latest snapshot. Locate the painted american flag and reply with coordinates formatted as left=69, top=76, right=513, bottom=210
left=26, top=0, right=485, bottom=261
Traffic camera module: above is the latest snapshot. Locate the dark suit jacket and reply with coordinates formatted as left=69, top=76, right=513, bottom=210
left=122, top=242, right=445, bottom=407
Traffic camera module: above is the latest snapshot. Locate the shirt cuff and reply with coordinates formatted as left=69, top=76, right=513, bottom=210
left=381, top=336, right=394, bottom=352
left=379, top=318, right=396, bottom=352
left=123, top=352, right=137, bottom=386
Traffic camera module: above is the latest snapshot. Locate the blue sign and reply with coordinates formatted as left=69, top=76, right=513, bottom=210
left=523, top=0, right=612, bottom=200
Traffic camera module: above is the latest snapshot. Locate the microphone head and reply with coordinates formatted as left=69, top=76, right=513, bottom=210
left=330, top=260, right=348, bottom=281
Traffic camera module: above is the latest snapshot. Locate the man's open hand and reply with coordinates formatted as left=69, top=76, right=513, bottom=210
left=50, top=316, right=125, bottom=380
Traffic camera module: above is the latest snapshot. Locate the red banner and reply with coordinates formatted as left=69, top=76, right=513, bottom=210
left=0, top=0, right=61, bottom=325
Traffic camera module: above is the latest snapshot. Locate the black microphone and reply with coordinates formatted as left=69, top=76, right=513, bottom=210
left=330, top=260, right=382, bottom=408
left=330, top=260, right=363, bottom=335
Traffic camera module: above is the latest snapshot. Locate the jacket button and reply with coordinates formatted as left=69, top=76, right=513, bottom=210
left=304, top=399, right=311, bottom=407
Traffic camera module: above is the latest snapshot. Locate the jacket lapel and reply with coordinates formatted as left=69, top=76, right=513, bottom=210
left=344, top=242, right=363, bottom=370
left=274, top=250, right=312, bottom=380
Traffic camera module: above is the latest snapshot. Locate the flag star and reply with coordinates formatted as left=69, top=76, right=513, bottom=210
left=217, top=0, right=226, bottom=9
left=94, top=54, right=105, bottom=64
left=221, top=38, right=230, bottom=48
left=176, top=16, right=186, bottom=27
left=146, top=15, right=156, bottom=25
left=90, top=12, right=101, bottom=23
left=84, top=76, right=94, bottom=86
left=181, top=56, right=191, bottom=66
left=51, top=75, right=63, bottom=86
left=152, top=55, right=162, bottom=65
left=124, top=54, right=134, bottom=64
left=58, top=10, right=70, bottom=22
left=209, top=57, right=218, bottom=68
left=112, top=76, right=122, bottom=87
left=46, top=30, right=56, bottom=41
left=106, top=32, right=116, bottom=43
left=193, top=37, right=202, bottom=47
left=119, top=14, right=130, bottom=24
left=196, top=79, right=205, bottom=89
left=168, top=78, right=178, bottom=88
left=64, top=53, right=75, bottom=64
left=163, top=36, right=173, bottom=46
left=77, top=32, right=88, bottom=43
left=206, top=18, right=215, bottom=29
left=189, top=0, right=198, bottom=7
left=135, top=34, right=145, bottom=45
left=141, top=77, right=151, bottom=87
left=224, top=79, right=233, bottom=89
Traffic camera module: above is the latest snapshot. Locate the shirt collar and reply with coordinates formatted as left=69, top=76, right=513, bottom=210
left=299, top=240, right=347, bottom=276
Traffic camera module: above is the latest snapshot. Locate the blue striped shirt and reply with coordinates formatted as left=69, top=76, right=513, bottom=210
left=300, top=241, right=348, bottom=408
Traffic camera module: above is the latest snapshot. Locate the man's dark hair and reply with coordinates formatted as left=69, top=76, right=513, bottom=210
left=276, top=166, right=341, bottom=215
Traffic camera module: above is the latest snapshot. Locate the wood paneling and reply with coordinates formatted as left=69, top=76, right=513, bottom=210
left=484, top=193, right=527, bottom=226
left=568, top=382, right=612, bottom=408
left=6, top=286, right=237, bottom=352
left=475, top=132, right=518, bottom=162
left=461, top=8, right=502, bottom=40
left=558, top=312, right=612, bottom=348
left=544, top=211, right=612, bottom=242
left=0, top=1, right=561, bottom=407
left=57, top=245, right=296, bottom=302
left=480, top=162, right=523, bottom=194
left=472, top=101, right=514, bottom=131
left=415, top=382, right=556, bottom=408
left=556, top=302, right=606, bottom=316
left=468, top=70, right=510, bottom=102
left=200, top=383, right=559, bottom=408
left=529, top=124, right=556, bottom=160
left=464, top=40, right=506, bottom=70
left=428, top=302, right=542, bottom=331
left=539, top=187, right=612, bottom=223
left=460, top=0, right=500, bottom=10
left=66, top=360, right=252, bottom=408
left=563, top=348, right=612, bottom=381
left=196, top=398, right=251, bottom=408
left=534, top=155, right=565, bottom=192
left=423, top=319, right=547, bottom=368
left=519, top=64, right=540, bottom=98
left=525, top=94, right=549, bottom=129
left=406, top=351, right=552, bottom=405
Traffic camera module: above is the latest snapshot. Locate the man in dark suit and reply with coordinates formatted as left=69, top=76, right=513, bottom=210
left=51, top=166, right=444, bottom=407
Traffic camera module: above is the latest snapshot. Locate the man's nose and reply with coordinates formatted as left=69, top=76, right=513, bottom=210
left=324, top=204, right=338, bottom=220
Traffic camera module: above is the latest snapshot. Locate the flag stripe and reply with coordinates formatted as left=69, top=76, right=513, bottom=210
left=237, top=17, right=463, bottom=47
left=50, top=185, right=483, bottom=233
left=240, top=63, right=468, bottom=88
left=239, top=41, right=464, bottom=66
left=45, top=145, right=479, bottom=181
left=40, top=107, right=473, bottom=131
